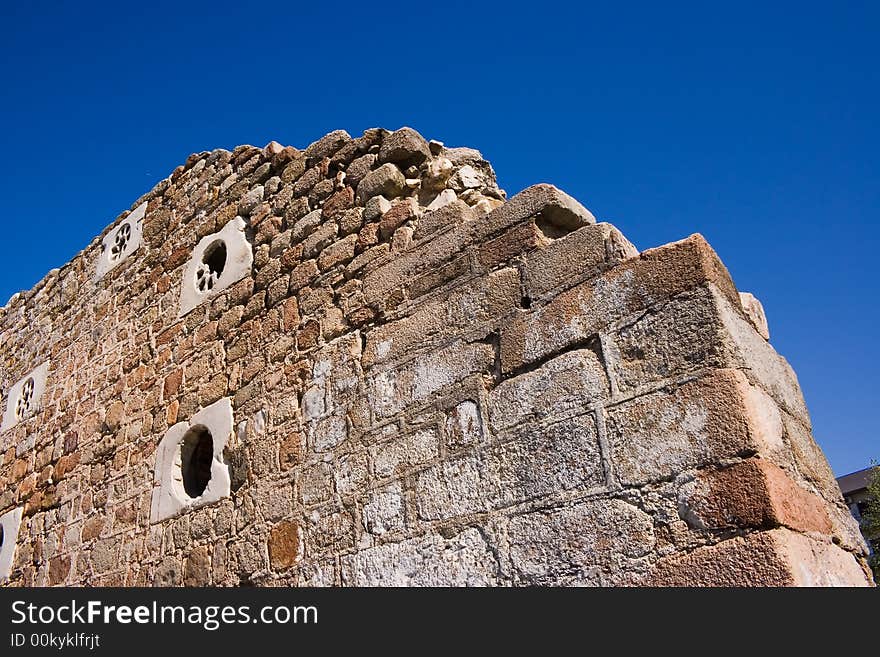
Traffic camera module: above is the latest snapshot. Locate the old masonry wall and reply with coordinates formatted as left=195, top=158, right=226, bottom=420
left=0, top=127, right=873, bottom=586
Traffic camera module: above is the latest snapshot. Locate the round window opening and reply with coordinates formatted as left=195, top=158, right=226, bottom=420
left=15, top=377, right=35, bottom=421
left=195, top=240, right=228, bottom=294
left=180, top=425, right=214, bottom=499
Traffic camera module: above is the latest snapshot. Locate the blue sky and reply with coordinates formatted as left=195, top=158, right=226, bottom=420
left=0, top=2, right=876, bottom=475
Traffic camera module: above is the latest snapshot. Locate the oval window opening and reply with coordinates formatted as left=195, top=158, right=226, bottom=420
left=0, top=524, right=4, bottom=550
left=181, top=426, right=214, bottom=498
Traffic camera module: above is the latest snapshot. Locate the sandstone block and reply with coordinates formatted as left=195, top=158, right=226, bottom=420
left=524, top=223, right=636, bottom=300
left=340, top=528, right=499, bottom=586
left=487, top=413, right=605, bottom=508
left=645, top=528, right=871, bottom=586
left=500, top=234, right=738, bottom=374
left=488, top=349, right=608, bottom=433
left=377, top=127, right=431, bottom=168
left=356, top=163, right=405, bottom=204
left=363, top=268, right=519, bottom=367
left=680, top=458, right=834, bottom=535
left=607, top=369, right=788, bottom=486
left=508, top=499, right=654, bottom=586
left=268, top=521, right=301, bottom=570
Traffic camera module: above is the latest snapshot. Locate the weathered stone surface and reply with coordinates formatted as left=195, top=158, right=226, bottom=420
left=268, top=521, right=300, bottom=570
left=377, top=127, right=431, bottom=168
left=487, top=413, right=605, bottom=507
left=739, top=291, right=770, bottom=340
left=0, top=128, right=863, bottom=589
left=364, top=268, right=519, bottom=367
left=488, top=349, right=607, bottom=433
left=509, top=499, right=654, bottom=585
left=644, top=528, right=871, bottom=587
left=500, top=234, right=739, bottom=374
left=679, top=458, right=833, bottom=535
left=356, top=163, right=405, bottom=204
left=607, top=370, right=787, bottom=486
left=341, top=527, right=500, bottom=586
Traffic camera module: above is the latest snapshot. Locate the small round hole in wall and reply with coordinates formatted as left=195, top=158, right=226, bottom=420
left=15, top=378, right=35, bottom=421
left=195, top=240, right=227, bottom=294
left=180, top=425, right=214, bottom=498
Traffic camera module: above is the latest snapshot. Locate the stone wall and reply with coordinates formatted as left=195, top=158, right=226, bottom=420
left=0, top=127, right=872, bottom=586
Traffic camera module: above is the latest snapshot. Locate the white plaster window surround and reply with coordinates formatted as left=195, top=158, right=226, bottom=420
left=178, top=217, right=253, bottom=317
left=150, top=398, right=234, bottom=523
left=95, top=201, right=147, bottom=280
left=1, top=361, right=50, bottom=432
left=0, top=507, right=23, bottom=582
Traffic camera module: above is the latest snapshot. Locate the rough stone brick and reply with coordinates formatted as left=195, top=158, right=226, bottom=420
left=268, top=521, right=301, bottom=570
left=680, top=458, right=833, bottom=535
left=644, top=528, right=871, bottom=587
left=184, top=546, right=210, bottom=586
left=488, top=349, right=608, bottom=433
left=368, top=341, right=494, bottom=419
left=523, top=223, right=636, bottom=300
left=362, top=484, right=405, bottom=535
left=487, top=413, right=605, bottom=508
left=607, top=369, right=788, bottom=486
left=341, top=528, right=500, bottom=586
left=364, top=268, right=519, bottom=367
left=500, top=234, right=739, bottom=374
left=509, top=499, right=654, bottom=585
left=416, top=454, right=489, bottom=521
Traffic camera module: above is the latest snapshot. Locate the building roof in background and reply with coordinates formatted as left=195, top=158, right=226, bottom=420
left=838, top=467, right=876, bottom=495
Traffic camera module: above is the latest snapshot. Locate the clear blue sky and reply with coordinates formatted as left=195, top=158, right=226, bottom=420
left=1, top=2, right=876, bottom=475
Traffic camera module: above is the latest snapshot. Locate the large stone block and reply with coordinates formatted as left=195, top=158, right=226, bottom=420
left=644, top=528, right=871, bottom=587
left=607, top=370, right=789, bottom=486
left=415, top=454, right=489, bottom=521
left=488, top=348, right=608, bottom=433
left=500, top=234, right=739, bottom=374
left=363, top=268, right=519, bottom=367
left=523, top=223, right=637, bottom=300
left=487, top=413, right=605, bottom=508
left=340, top=527, right=500, bottom=586
left=679, top=458, right=834, bottom=535
left=367, top=341, right=494, bottom=419
left=508, top=498, right=654, bottom=585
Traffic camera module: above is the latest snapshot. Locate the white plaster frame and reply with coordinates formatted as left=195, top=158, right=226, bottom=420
left=178, top=217, right=253, bottom=317
left=0, top=507, right=23, bottom=583
left=1, top=361, right=50, bottom=432
left=150, top=398, right=234, bottom=523
left=95, top=201, right=147, bottom=280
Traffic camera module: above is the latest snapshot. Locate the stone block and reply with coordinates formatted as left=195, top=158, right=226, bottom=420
left=377, top=127, right=431, bottom=168
left=415, top=454, right=489, bottom=521
left=368, top=341, right=494, bottom=419
left=645, top=528, right=871, bottom=586
left=607, top=370, right=788, bottom=486
left=500, top=234, right=738, bottom=373
left=356, top=163, right=406, bottom=204
left=679, top=458, right=834, bottom=535
left=363, top=268, right=519, bottom=367
left=340, top=527, right=499, bottom=586
left=268, top=521, right=301, bottom=570
left=487, top=413, right=605, bottom=508
left=523, top=223, right=636, bottom=300
left=508, top=499, right=654, bottom=585
left=488, top=349, right=608, bottom=433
